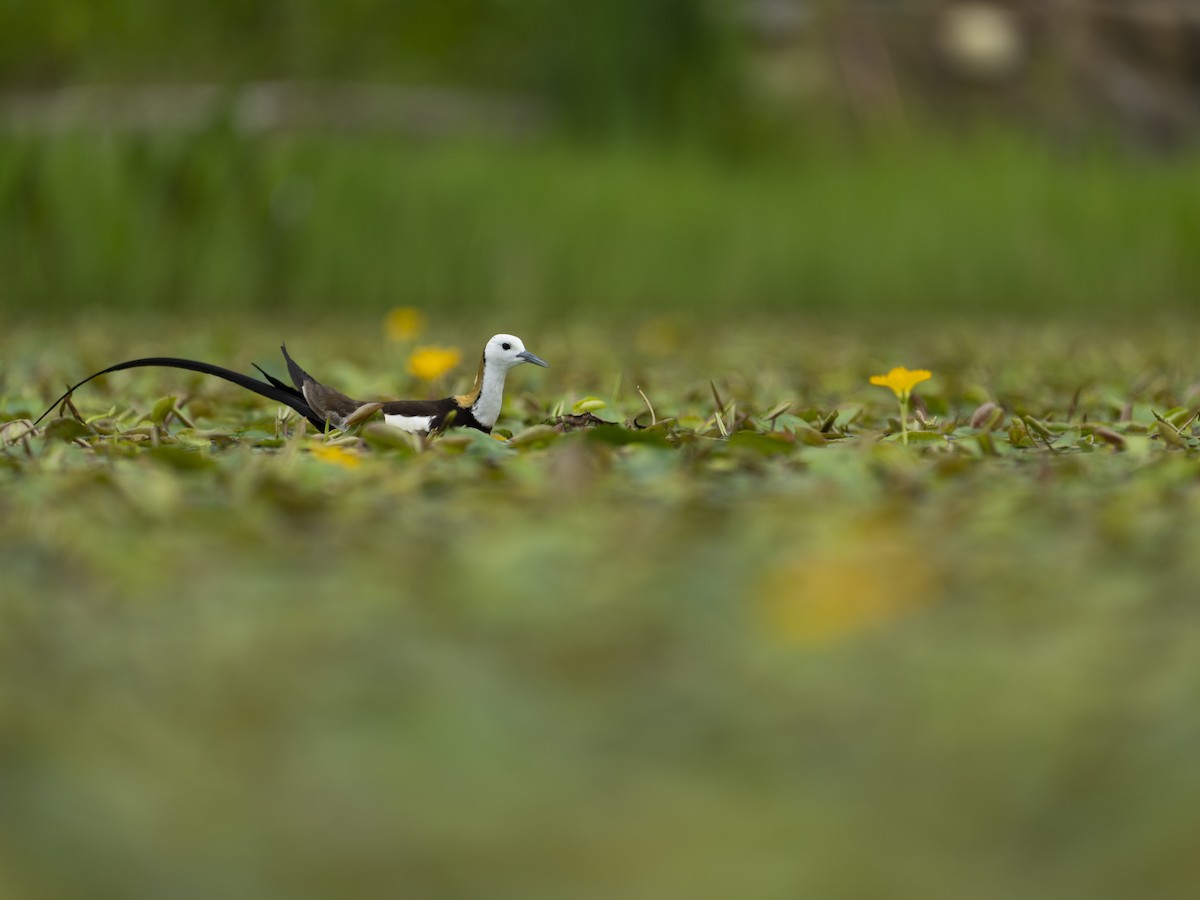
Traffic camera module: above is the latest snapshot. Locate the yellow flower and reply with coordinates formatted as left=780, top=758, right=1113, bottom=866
left=870, top=367, right=932, bottom=445
left=310, top=444, right=362, bottom=469
left=407, top=346, right=462, bottom=381
left=869, top=367, right=932, bottom=400
left=385, top=307, right=426, bottom=342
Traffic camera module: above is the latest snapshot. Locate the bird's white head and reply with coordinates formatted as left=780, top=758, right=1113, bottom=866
left=484, top=334, right=549, bottom=371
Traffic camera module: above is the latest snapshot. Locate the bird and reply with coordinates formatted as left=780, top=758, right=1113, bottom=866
left=33, top=333, right=549, bottom=436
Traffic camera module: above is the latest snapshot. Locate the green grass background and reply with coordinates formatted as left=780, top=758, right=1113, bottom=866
left=4, top=131, right=1199, bottom=323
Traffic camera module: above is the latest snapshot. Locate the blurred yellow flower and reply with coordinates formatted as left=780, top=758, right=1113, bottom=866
left=310, top=444, right=362, bottom=469
left=759, top=526, right=934, bottom=643
left=385, top=307, right=426, bottom=342
left=870, top=367, right=932, bottom=400
left=407, top=346, right=461, bottom=381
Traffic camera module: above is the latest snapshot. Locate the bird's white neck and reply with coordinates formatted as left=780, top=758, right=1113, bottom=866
left=470, top=360, right=509, bottom=429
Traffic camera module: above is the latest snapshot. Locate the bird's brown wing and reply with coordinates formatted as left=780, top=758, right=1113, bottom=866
left=277, top=343, right=376, bottom=428
left=301, top=380, right=367, bottom=423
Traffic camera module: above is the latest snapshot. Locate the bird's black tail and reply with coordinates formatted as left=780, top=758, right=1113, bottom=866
left=252, top=362, right=302, bottom=396
left=33, top=357, right=327, bottom=430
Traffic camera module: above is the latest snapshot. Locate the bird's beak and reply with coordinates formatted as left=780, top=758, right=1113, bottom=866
left=517, top=350, right=549, bottom=368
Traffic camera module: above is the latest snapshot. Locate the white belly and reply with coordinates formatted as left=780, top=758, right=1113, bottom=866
left=384, top=413, right=434, bottom=434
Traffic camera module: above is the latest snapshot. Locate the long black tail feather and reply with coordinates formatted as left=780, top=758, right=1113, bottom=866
left=33, top=357, right=327, bottom=430
left=252, top=362, right=302, bottom=397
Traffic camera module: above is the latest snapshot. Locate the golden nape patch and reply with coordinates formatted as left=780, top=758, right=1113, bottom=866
left=453, top=355, right=486, bottom=408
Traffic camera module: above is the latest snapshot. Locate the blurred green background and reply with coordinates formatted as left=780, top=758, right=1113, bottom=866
left=3, top=0, right=1199, bottom=323
left=5, top=4, right=1200, bottom=900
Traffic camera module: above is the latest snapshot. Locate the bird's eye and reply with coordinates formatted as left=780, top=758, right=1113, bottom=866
left=501, top=342, right=511, bottom=351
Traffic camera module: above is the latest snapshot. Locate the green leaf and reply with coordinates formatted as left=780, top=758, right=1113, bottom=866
left=881, top=430, right=945, bottom=444
left=904, top=430, right=947, bottom=444
left=728, top=431, right=796, bottom=456
left=41, top=417, right=92, bottom=442
left=150, top=395, right=177, bottom=426
left=509, top=425, right=561, bottom=449
left=585, top=425, right=671, bottom=447
left=1020, top=415, right=1054, bottom=440
left=148, top=446, right=215, bottom=470
left=573, top=397, right=607, bottom=413
left=359, top=423, right=418, bottom=454
left=792, top=423, right=828, bottom=446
